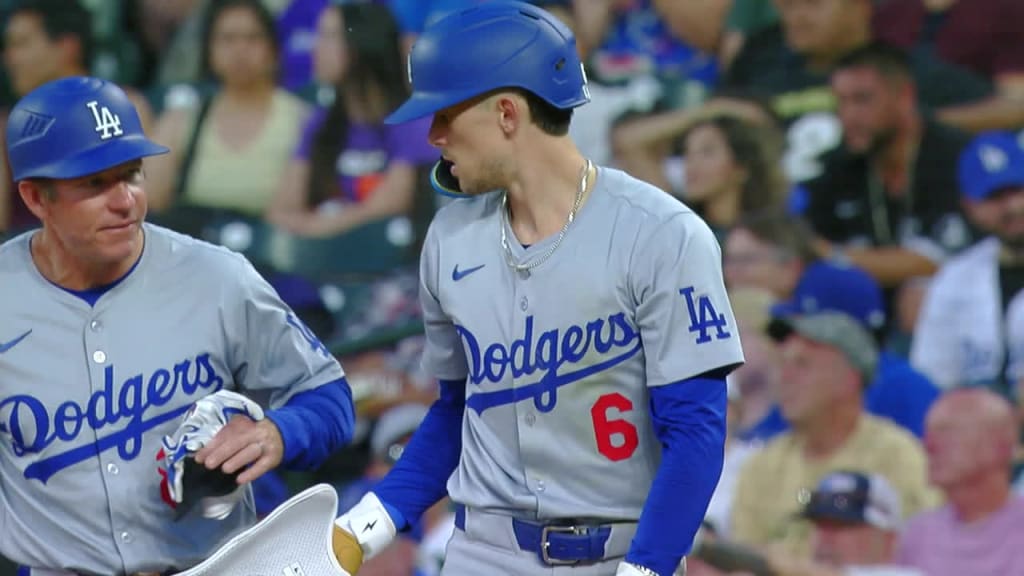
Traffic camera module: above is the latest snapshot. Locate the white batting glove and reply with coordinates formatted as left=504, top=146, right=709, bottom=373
left=158, top=390, right=265, bottom=518
left=334, top=492, right=398, bottom=560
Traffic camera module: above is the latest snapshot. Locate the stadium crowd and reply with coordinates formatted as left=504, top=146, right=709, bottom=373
left=1, top=0, right=1023, bottom=575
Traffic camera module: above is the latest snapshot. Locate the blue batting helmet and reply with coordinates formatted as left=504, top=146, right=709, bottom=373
left=384, top=1, right=590, bottom=125
left=6, top=76, right=168, bottom=182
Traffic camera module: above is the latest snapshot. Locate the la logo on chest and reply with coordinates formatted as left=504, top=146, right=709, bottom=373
left=86, top=100, right=123, bottom=140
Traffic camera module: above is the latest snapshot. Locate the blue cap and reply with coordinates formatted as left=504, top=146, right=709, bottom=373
left=6, top=76, right=168, bottom=181
left=801, top=470, right=902, bottom=531
left=771, top=261, right=886, bottom=330
left=384, top=1, right=589, bottom=125
left=958, top=131, right=1024, bottom=201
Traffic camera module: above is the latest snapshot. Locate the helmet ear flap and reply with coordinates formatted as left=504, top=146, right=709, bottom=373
left=430, top=159, right=470, bottom=198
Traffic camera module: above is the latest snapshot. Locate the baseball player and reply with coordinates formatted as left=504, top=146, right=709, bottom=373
left=0, top=76, right=355, bottom=575
left=330, top=3, right=745, bottom=576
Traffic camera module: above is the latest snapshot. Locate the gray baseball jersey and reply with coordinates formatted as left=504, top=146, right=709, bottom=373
left=0, top=224, right=344, bottom=574
left=419, top=166, right=744, bottom=521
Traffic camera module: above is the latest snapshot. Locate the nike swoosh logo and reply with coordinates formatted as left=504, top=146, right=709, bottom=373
left=452, top=264, right=485, bottom=282
left=0, top=330, right=32, bottom=354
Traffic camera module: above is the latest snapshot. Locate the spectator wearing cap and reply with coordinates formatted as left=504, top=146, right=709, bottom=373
left=774, top=261, right=940, bottom=439
left=896, top=388, right=1024, bottom=576
left=729, top=309, right=939, bottom=558
left=732, top=260, right=940, bottom=444
left=911, top=131, right=1024, bottom=400
left=756, top=471, right=923, bottom=576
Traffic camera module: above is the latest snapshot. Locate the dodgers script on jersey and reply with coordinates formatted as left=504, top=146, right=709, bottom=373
left=0, top=225, right=343, bottom=574
left=420, top=167, right=745, bottom=521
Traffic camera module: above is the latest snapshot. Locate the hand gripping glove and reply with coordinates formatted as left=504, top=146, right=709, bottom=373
left=332, top=492, right=398, bottom=573
left=158, top=390, right=265, bottom=519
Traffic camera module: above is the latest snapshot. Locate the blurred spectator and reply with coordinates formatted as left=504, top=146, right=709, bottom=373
left=702, top=287, right=777, bottom=537
left=146, top=0, right=311, bottom=215
left=911, top=132, right=1024, bottom=396
left=802, top=42, right=975, bottom=292
left=747, top=471, right=924, bottom=576
left=730, top=310, right=939, bottom=557
left=274, top=0, right=328, bottom=93
left=128, top=0, right=204, bottom=88
left=723, top=210, right=819, bottom=301
left=723, top=287, right=781, bottom=446
left=873, top=0, right=1024, bottom=133
left=337, top=402, right=436, bottom=576
left=774, top=261, right=941, bottom=438
left=613, top=104, right=789, bottom=240
left=718, top=0, right=777, bottom=72
left=723, top=0, right=991, bottom=184
left=896, top=388, right=1024, bottom=575
left=0, top=0, right=154, bottom=235
left=266, top=2, right=434, bottom=238
left=648, top=0, right=731, bottom=64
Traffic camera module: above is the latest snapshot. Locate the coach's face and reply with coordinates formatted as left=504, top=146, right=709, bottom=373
left=22, top=160, right=147, bottom=267
left=428, top=92, right=521, bottom=195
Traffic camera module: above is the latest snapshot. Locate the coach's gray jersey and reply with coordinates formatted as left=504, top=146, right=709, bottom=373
left=0, top=224, right=343, bottom=574
left=420, top=166, right=744, bottom=521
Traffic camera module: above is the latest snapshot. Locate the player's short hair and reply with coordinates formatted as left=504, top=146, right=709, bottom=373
left=734, top=210, right=819, bottom=264
left=5, top=0, right=94, bottom=68
left=515, top=89, right=573, bottom=136
left=834, top=41, right=914, bottom=84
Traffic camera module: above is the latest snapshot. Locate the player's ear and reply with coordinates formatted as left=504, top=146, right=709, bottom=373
left=18, top=179, right=53, bottom=220
left=495, top=92, right=524, bottom=136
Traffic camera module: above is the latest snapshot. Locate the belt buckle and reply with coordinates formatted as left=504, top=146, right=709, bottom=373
left=540, top=524, right=584, bottom=566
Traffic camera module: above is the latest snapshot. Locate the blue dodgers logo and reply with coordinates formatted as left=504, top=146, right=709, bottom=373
left=0, top=353, right=224, bottom=484
left=458, top=314, right=641, bottom=415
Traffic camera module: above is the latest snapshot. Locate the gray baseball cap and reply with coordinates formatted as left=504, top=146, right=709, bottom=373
left=768, top=311, right=879, bottom=378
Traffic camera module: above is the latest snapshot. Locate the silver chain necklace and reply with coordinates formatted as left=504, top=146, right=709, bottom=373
left=500, top=158, right=592, bottom=272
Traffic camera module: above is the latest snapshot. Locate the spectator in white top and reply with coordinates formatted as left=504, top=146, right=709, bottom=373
left=911, top=131, right=1024, bottom=399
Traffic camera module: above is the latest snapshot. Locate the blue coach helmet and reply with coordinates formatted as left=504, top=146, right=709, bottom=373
left=384, top=1, right=590, bottom=125
left=6, top=76, right=168, bottom=182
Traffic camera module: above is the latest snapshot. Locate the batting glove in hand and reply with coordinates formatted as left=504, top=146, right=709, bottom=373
left=332, top=492, right=398, bottom=573
left=158, top=390, right=265, bottom=519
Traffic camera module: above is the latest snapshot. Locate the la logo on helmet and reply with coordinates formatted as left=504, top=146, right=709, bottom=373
left=86, top=100, right=123, bottom=140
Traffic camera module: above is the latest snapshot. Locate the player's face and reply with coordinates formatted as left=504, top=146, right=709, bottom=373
left=683, top=124, right=743, bottom=203
left=777, top=335, right=841, bottom=424
left=209, top=6, right=276, bottom=88
left=3, top=12, right=64, bottom=96
left=723, top=228, right=801, bottom=298
left=313, top=6, right=348, bottom=86
left=832, top=67, right=903, bottom=155
left=775, top=0, right=858, bottom=55
left=964, top=187, right=1024, bottom=251
left=812, top=522, right=892, bottom=566
left=429, top=95, right=511, bottom=195
left=37, top=161, right=147, bottom=267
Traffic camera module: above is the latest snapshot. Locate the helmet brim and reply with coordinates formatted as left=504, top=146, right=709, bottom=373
left=17, top=136, right=170, bottom=181
left=384, top=87, right=484, bottom=125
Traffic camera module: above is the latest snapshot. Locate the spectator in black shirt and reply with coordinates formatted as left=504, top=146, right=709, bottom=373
left=723, top=0, right=992, bottom=183
left=802, top=43, right=976, bottom=293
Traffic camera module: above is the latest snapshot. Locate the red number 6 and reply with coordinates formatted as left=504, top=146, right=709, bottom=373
left=590, top=393, right=639, bottom=462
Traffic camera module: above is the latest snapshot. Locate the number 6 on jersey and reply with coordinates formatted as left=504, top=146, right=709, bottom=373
left=591, top=393, right=639, bottom=461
